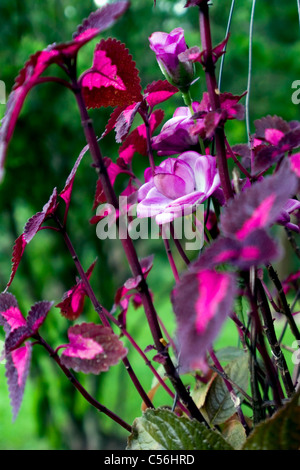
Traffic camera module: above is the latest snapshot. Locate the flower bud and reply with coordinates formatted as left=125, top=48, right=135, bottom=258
left=149, top=28, right=195, bottom=90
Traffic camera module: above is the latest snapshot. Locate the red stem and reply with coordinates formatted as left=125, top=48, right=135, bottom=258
left=35, top=334, right=132, bottom=433
left=198, top=2, right=234, bottom=202
left=72, top=83, right=207, bottom=425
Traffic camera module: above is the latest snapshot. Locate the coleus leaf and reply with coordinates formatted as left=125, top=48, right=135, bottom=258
left=252, top=116, right=300, bottom=173
left=56, top=260, right=97, bottom=320
left=5, top=301, right=53, bottom=355
left=60, top=322, right=128, bottom=374
left=172, top=269, right=237, bottom=373
left=0, top=293, right=53, bottom=352
left=60, top=144, right=89, bottom=207
left=220, top=161, right=298, bottom=241
left=291, top=152, right=300, bottom=178
left=118, top=109, right=164, bottom=165
left=0, top=292, right=26, bottom=336
left=0, top=2, right=129, bottom=182
left=0, top=50, right=60, bottom=181
left=50, top=1, right=130, bottom=59
left=5, top=342, right=32, bottom=421
left=73, top=1, right=129, bottom=39
left=82, top=38, right=142, bottom=109
left=113, top=255, right=154, bottom=327
left=81, top=49, right=126, bottom=92
left=6, top=188, right=58, bottom=288
left=92, top=157, right=132, bottom=208
left=143, top=80, right=179, bottom=109
left=101, top=80, right=177, bottom=142
left=0, top=293, right=53, bottom=420
left=194, top=229, right=281, bottom=270
left=114, top=102, right=143, bottom=143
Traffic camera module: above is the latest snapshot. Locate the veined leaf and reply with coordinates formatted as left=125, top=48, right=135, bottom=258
left=243, top=391, right=300, bottom=450
left=127, top=408, right=233, bottom=450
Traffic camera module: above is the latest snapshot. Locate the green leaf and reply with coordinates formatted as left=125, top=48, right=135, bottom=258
left=126, top=408, right=234, bottom=450
left=201, top=353, right=249, bottom=425
left=222, top=418, right=247, bottom=450
left=243, top=391, right=300, bottom=450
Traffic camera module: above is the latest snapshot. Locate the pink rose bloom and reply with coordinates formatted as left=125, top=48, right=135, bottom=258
left=149, top=28, right=194, bottom=88
left=137, top=151, right=220, bottom=224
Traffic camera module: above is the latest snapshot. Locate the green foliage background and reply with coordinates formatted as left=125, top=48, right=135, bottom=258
left=0, top=0, right=299, bottom=449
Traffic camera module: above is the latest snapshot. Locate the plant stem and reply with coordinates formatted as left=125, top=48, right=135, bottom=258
left=141, top=111, right=156, bottom=175
left=35, top=334, right=132, bottom=433
left=170, top=222, right=190, bottom=266
left=162, top=226, right=180, bottom=283
left=266, top=264, right=300, bottom=342
left=257, top=279, right=295, bottom=397
left=198, top=1, right=234, bottom=201
left=247, top=284, right=284, bottom=408
left=72, top=84, right=208, bottom=425
left=224, top=137, right=252, bottom=179
left=54, top=215, right=154, bottom=410
left=285, top=228, right=300, bottom=260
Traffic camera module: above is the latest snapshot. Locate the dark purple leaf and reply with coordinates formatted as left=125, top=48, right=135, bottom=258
left=92, top=158, right=132, bottom=208
left=118, top=109, right=164, bottom=165
left=5, top=342, right=32, bottom=421
left=220, top=161, right=298, bottom=240
left=26, top=301, right=54, bottom=334
left=172, top=269, right=237, bottom=373
left=5, top=326, right=31, bottom=355
left=6, top=189, right=57, bottom=288
left=254, top=115, right=290, bottom=140
left=73, top=1, right=129, bottom=39
left=114, top=102, right=142, bottom=143
left=24, top=188, right=57, bottom=243
left=0, top=50, right=62, bottom=181
left=194, top=229, right=281, bottom=270
left=60, top=323, right=128, bottom=374
left=60, top=144, right=89, bottom=206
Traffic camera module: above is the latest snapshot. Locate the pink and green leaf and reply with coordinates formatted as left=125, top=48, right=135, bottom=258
left=172, top=269, right=237, bottom=373
left=195, top=229, right=280, bottom=270
left=5, top=342, right=32, bottom=421
left=220, top=161, right=298, bottom=240
left=60, top=323, right=128, bottom=374
left=0, top=293, right=26, bottom=335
